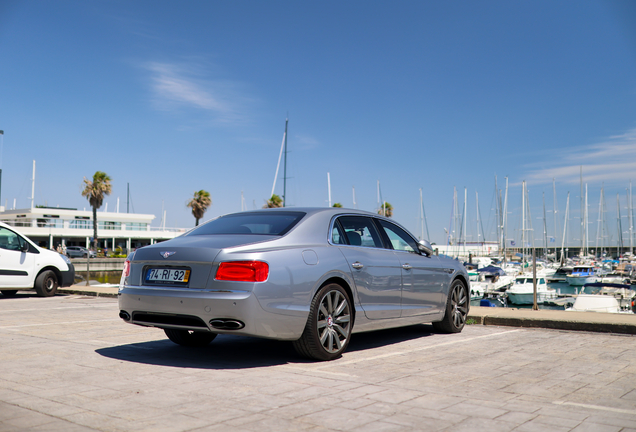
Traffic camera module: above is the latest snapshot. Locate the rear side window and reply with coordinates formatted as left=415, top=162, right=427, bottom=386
left=187, top=212, right=305, bottom=236
left=336, top=216, right=384, bottom=248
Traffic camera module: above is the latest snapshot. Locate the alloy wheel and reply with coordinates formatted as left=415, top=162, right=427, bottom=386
left=317, top=289, right=351, bottom=354
left=451, top=283, right=468, bottom=328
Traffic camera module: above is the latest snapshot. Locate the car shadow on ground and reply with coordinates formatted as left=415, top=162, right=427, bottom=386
left=0, top=292, right=42, bottom=299
left=95, top=324, right=437, bottom=370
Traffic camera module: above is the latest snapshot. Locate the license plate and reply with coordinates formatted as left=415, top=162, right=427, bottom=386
left=146, top=268, right=190, bottom=284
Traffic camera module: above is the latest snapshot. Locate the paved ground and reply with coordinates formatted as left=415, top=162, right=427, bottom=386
left=1, top=293, right=636, bottom=431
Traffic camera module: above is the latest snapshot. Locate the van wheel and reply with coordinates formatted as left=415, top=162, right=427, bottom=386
left=1, top=290, right=18, bottom=297
left=35, top=270, right=58, bottom=297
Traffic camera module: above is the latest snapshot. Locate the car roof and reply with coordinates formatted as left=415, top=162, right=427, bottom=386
left=221, top=207, right=377, bottom=218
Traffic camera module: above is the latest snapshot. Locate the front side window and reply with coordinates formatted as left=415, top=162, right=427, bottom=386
left=187, top=212, right=305, bottom=236
left=378, top=220, right=419, bottom=253
left=0, top=227, right=26, bottom=251
left=336, top=216, right=383, bottom=248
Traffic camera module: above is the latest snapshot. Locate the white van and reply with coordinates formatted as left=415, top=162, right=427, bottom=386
left=0, top=222, right=75, bottom=297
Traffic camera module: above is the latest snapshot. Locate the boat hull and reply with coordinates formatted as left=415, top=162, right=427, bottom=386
left=566, top=275, right=596, bottom=286
left=507, top=290, right=557, bottom=305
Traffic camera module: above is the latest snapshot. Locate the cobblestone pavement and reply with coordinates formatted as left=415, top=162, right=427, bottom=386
left=1, top=294, right=635, bottom=432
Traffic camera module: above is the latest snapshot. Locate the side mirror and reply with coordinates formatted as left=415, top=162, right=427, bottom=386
left=418, top=240, right=433, bottom=256
left=20, top=240, right=30, bottom=252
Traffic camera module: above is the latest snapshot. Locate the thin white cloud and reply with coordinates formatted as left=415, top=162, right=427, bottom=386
left=143, top=61, right=252, bottom=124
left=523, top=127, right=636, bottom=186
left=293, top=134, right=321, bottom=150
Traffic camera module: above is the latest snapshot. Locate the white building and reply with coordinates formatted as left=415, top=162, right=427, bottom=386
left=432, top=241, right=500, bottom=259
left=0, top=207, right=186, bottom=252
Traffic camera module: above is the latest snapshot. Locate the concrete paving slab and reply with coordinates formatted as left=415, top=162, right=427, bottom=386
left=1, top=295, right=636, bottom=431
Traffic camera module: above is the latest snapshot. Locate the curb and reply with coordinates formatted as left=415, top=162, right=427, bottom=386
left=467, top=312, right=636, bottom=335
left=58, top=288, right=118, bottom=298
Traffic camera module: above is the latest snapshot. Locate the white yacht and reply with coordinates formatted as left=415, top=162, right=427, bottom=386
left=506, top=275, right=557, bottom=305
left=565, top=265, right=597, bottom=286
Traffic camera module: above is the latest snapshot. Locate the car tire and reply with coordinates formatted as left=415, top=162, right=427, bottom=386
left=293, top=283, right=353, bottom=361
left=164, top=329, right=216, bottom=347
left=35, top=270, right=59, bottom=297
left=433, top=279, right=468, bottom=333
left=1, top=290, right=18, bottom=297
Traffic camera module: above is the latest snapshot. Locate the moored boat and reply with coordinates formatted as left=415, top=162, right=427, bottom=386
left=567, top=282, right=636, bottom=313
left=506, top=275, right=557, bottom=305
left=566, top=265, right=597, bottom=286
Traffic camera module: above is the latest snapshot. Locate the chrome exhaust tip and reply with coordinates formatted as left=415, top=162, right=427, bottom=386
left=209, top=318, right=245, bottom=330
left=119, top=310, right=131, bottom=321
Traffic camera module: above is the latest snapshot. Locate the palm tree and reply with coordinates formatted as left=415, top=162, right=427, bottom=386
left=81, top=171, right=112, bottom=250
left=332, top=203, right=343, bottom=208
left=377, top=201, right=393, bottom=218
left=263, top=194, right=283, bottom=208
left=187, top=190, right=212, bottom=226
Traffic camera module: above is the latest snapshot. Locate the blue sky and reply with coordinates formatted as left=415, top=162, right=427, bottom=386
left=1, top=1, right=636, bottom=248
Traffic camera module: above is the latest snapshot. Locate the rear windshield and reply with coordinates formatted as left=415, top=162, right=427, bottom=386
left=186, top=212, right=306, bottom=236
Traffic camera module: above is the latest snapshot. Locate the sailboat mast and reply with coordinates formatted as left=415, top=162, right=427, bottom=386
left=543, top=192, right=548, bottom=258
left=476, top=191, right=480, bottom=246
left=630, top=181, right=634, bottom=255
left=601, top=186, right=605, bottom=258
left=327, top=173, right=332, bottom=207
left=352, top=186, right=357, bottom=209
left=561, top=192, right=570, bottom=262
left=584, top=183, right=589, bottom=255
left=419, top=188, right=424, bottom=241
left=30, top=160, right=35, bottom=210
left=522, top=181, right=526, bottom=262
left=282, top=118, right=288, bottom=207
left=420, top=188, right=430, bottom=241
left=595, top=187, right=603, bottom=257
left=553, top=178, right=559, bottom=252
left=271, top=119, right=287, bottom=200
left=617, top=193, right=623, bottom=255
left=580, top=167, right=584, bottom=254
left=463, top=187, right=467, bottom=256
left=503, top=177, right=508, bottom=262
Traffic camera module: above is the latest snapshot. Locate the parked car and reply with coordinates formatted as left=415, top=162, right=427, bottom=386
left=118, top=208, right=470, bottom=360
left=0, top=222, right=75, bottom=297
left=66, top=246, right=96, bottom=258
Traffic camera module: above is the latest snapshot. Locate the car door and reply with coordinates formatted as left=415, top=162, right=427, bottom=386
left=376, top=219, right=449, bottom=316
left=0, top=226, right=36, bottom=289
left=332, top=215, right=403, bottom=319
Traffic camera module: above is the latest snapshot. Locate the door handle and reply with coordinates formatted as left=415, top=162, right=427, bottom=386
left=351, top=262, right=364, bottom=270
left=402, top=264, right=412, bottom=270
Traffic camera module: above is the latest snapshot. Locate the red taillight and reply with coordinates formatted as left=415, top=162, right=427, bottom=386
left=122, top=259, right=131, bottom=278
left=215, top=261, right=269, bottom=282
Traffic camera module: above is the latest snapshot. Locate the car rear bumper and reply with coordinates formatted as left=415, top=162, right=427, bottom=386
left=118, top=286, right=307, bottom=340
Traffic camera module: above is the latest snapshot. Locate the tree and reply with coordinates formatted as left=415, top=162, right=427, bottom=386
left=81, top=171, right=112, bottom=251
left=263, top=194, right=283, bottom=208
left=377, top=201, right=393, bottom=218
left=187, top=190, right=212, bottom=226
left=332, top=203, right=343, bottom=208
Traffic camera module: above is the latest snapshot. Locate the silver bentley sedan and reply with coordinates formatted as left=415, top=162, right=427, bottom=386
left=118, top=208, right=469, bottom=361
